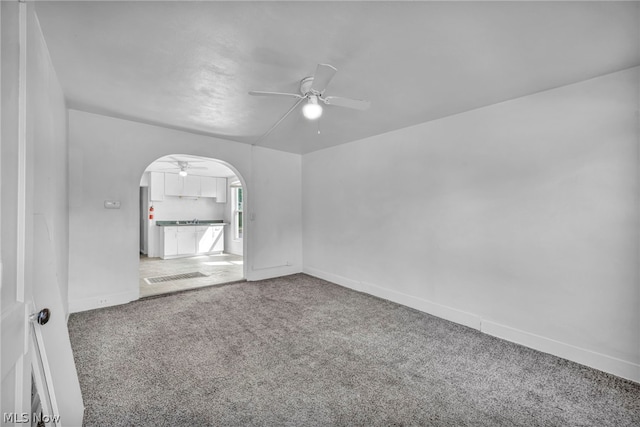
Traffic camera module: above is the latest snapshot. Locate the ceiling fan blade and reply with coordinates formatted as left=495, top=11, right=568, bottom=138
left=249, top=90, right=303, bottom=99
left=188, top=166, right=208, bottom=170
left=310, top=64, right=337, bottom=94
left=323, top=96, right=371, bottom=110
left=254, top=97, right=306, bottom=146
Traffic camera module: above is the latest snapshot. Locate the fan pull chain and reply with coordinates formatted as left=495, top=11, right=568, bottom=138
left=317, top=119, right=321, bottom=135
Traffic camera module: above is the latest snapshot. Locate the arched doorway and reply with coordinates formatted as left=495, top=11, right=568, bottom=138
left=138, top=154, right=246, bottom=297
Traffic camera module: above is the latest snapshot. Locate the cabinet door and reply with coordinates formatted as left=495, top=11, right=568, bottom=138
left=212, top=226, right=224, bottom=252
left=184, top=175, right=201, bottom=197
left=200, top=176, right=217, bottom=198
left=150, top=172, right=165, bottom=201
left=215, top=178, right=227, bottom=203
left=177, top=228, right=196, bottom=255
left=164, top=172, right=182, bottom=196
left=196, top=226, right=215, bottom=253
left=163, top=227, right=178, bottom=257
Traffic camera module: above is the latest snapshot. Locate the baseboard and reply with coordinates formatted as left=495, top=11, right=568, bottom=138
left=247, top=265, right=302, bottom=282
left=303, top=267, right=364, bottom=292
left=69, top=289, right=139, bottom=313
left=303, top=267, right=481, bottom=330
left=482, top=320, right=640, bottom=383
left=303, top=266, right=640, bottom=384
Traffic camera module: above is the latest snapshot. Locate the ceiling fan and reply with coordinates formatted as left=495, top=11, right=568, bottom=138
left=156, top=157, right=207, bottom=177
left=249, top=63, right=370, bottom=143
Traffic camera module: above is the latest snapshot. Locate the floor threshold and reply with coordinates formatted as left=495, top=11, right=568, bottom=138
left=139, top=279, right=248, bottom=300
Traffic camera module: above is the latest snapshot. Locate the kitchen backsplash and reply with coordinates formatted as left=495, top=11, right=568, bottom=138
left=151, top=195, right=225, bottom=222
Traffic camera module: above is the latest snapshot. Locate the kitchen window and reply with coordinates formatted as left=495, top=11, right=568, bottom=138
left=232, top=186, right=243, bottom=240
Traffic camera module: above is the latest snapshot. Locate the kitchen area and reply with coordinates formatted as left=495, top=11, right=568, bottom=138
left=139, top=155, right=244, bottom=297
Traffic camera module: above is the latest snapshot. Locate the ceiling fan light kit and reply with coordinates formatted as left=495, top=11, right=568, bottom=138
left=157, top=157, right=208, bottom=176
left=302, top=96, right=323, bottom=120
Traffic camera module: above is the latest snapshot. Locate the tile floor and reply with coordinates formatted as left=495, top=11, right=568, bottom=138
left=139, top=253, right=244, bottom=298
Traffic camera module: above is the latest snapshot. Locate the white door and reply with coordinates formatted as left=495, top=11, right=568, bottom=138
left=2, top=3, right=83, bottom=425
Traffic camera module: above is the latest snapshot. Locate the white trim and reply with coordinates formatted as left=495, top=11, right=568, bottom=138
left=69, top=290, right=139, bottom=314
left=360, top=280, right=482, bottom=330
left=247, top=265, right=301, bottom=282
left=303, top=267, right=481, bottom=330
left=30, top=321, right=61, bottom=427
left=16, top=0, right=27, bottom=303
left=303, top=267, right=640, bottom=383
left=482, top=320, right=640, bottom=383
left=303, top=267, right=365, bottom=293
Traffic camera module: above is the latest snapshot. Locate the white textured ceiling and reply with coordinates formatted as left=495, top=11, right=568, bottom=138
left=35, top=1, right=639, bottom=154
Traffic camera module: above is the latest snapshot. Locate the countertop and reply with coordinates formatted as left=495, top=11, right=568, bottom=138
left=156, top=220, right=229, bottom=227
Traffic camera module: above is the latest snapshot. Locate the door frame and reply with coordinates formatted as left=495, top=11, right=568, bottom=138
left=1, top=0, right=31, bottom=418
left=137, top=155, right=248, bottom=296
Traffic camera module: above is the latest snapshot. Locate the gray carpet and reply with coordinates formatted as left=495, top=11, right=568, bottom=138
left=68, top=274, right=640, bottom=426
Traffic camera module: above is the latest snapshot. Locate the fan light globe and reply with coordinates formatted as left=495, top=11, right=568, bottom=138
left=302, top=98, right=323, bottom=120
left=179, top=170, right=188, bottom=177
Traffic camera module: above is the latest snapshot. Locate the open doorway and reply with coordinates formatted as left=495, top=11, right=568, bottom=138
left=138, top=154, right=245, bottom=298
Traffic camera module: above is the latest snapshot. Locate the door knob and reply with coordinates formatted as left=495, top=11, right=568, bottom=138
left=30, top=308, right=51, bottom=325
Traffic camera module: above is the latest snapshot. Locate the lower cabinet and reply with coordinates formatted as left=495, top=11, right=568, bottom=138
left=177, top=227, right=197, bottom=256
left=161, top=225, right=224, bottom=259
left=196, top=226, right=224, bottom=253
left=163, top=227, right=178, bottom=257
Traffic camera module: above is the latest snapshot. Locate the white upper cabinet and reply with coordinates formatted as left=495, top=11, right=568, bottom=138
left=216, top=178, right=227, bottom=203
left=156, top=172, right=227, bottom=201
left=164, top=173, right=201, bottom=197
left=150, top=172, right=165, bottom=201
left=183, top=175, right=201, bottom=197
left=164, top=172, right=182, bottom=196
left=200, top=176, right=217, bottom=198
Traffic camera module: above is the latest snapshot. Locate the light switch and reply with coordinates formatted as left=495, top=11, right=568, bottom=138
left=104, top=200, right=121, bottom=209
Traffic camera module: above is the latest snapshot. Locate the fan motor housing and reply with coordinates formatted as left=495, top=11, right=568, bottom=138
left=300, top=76, right=315, bottom=95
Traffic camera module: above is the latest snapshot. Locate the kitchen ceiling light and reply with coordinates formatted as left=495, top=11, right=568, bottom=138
left=302, top=96, right=323, bottom=120
left=179, top=169, right=188, bottom=177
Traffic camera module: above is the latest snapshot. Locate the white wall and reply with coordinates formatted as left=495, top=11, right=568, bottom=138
left=302, top=67, right=640, bottom=382
left=250, top=146, right=301, bottom=272
left=68, top=110, right=302, bottom=312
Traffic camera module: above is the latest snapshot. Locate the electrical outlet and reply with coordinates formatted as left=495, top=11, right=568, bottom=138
left=97, top=298, right=108, bottom=305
